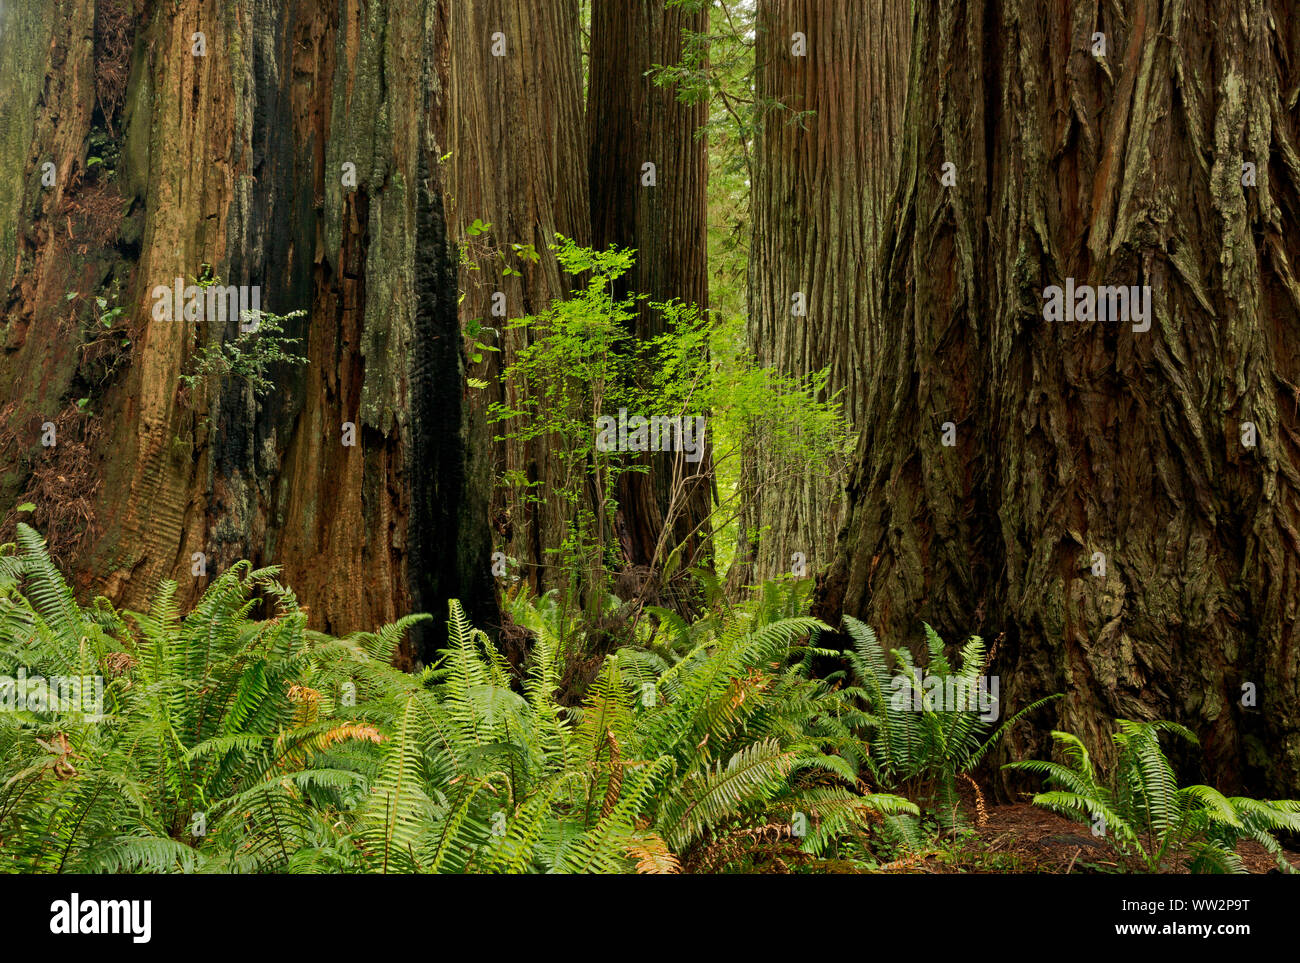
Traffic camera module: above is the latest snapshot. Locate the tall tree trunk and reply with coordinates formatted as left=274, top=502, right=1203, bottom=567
left=588, top=0, right=714, bottom=597
left=445, top=0, right=593, bottom=600
left=0, top=0, right=495, bottom=662
left=737, top=0, right=911, bottom=587
left=817, top=0, right=1300, bottom=795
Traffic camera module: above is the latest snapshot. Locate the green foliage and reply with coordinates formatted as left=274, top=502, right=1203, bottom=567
left=646, top=3, right=858, bottom=576
left=462, top=315, right=499, bottom=369
left=659, top=0, right=756, bottom=322
left=65, top=282, right=128, bottom=333
left=0, top=523, right=396, bottom=872
left=86, top=127, right=121, bottom=180
left=489, top=237, right=641, bottom=453
left=842, top=617, right=1060, bottom=830
left=607, top=587, right=917, bottom=869
left=1005, top=721, right=1300, bottom=873
left=94, top=296, right=125, bottom=328
left=179, top=308, right=309, bottom=399
left=0, top=529, right=914, bottom=874
left=486, top=237, right=641, bottom=611
left=705, top=315, right=854, bottom=575
left=486, top=235, right=854, bottom=594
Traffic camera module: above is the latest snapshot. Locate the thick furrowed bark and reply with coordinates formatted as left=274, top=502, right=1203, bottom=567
left=819, top=0, right=1300, bottom=795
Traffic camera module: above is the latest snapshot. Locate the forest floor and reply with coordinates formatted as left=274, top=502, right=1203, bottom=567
left=886, top=801, right=1300, bottom=874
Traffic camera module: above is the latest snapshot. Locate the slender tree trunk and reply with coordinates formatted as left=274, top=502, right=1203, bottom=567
left=0, top=0, right=495, bottom=662
left=446, top=0, right=592, bottom=600
left=817, top=0, right=1300, bottom=795
left=736, top=0, right=910, bottom=587
left=587, top=0, right=714, bottom=598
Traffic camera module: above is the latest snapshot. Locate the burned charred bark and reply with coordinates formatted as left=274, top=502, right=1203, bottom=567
left=0, top=0, right=495, bottom=661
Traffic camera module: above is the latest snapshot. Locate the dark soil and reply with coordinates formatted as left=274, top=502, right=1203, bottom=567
left=904, top=803, right=1300, bottom=874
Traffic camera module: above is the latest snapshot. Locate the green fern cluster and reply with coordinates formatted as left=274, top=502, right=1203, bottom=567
left=1005, top=721, right=1300, bottom=873
left=14, top=522, right=1286, bottom=874
left=0, top=523, right=416, bottom=871
left=0, top=526, right=915, bottom=874
left=602, top=596, right=917, bottom=870
left=453, top=580, right=919, bottom=872
left=841, top=617, right=1059, bottom=830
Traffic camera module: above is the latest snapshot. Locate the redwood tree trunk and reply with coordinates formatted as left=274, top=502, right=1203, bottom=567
left=0, top=0, right=496, bottom=661
left=817, top=0, right=1300, bottom=795
left=588, top=0, right=714, bottom=594
left=446, top=0, right=592, bottom=599
left=738, top=0, right=911, bottom=586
